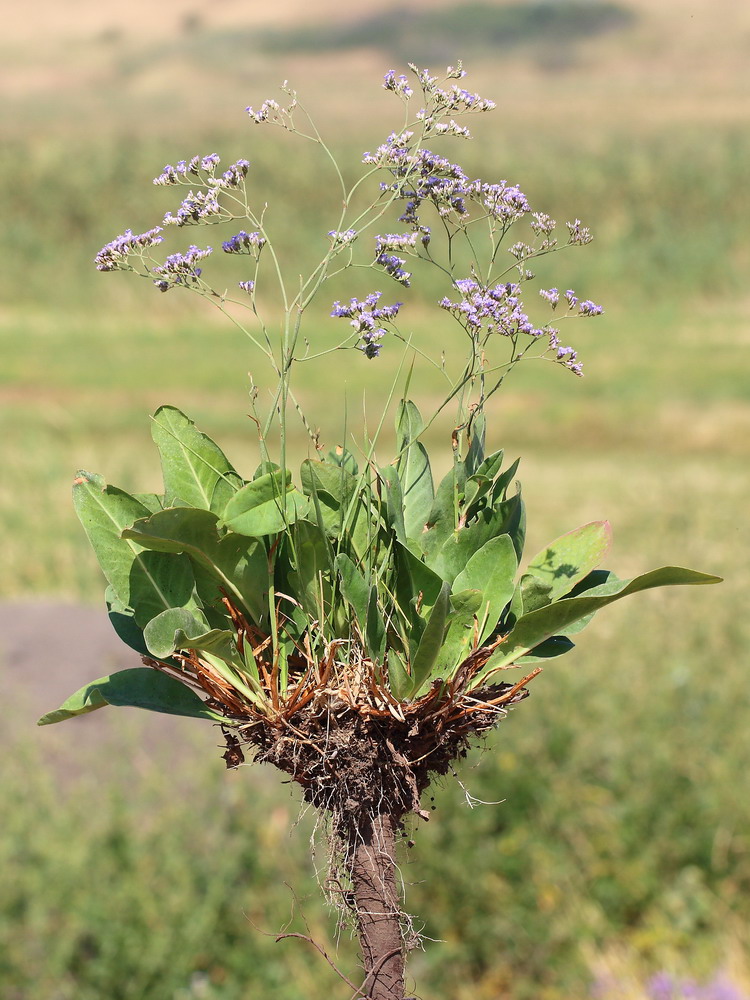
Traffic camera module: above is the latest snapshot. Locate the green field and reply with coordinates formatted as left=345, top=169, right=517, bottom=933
left=2, top=2, right=749, bottom=997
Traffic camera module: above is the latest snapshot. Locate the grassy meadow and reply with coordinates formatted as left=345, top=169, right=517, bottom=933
left=2, top=1, right=749, bottom=997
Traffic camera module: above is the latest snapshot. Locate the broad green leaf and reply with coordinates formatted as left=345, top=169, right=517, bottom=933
left=143, top=608, right=235, bottom=664
left=222, top=470, right=309, bottom=536
left=474, top=566, right=722, bottom=682
left=518, top=574, right=554, bottom=615
left=388, top=649, right=412, bottom=701
left=328, top=445, right=359, bottom=475
left=335, top=553, right=370, bottom=631
left=381, top=465, right=407, bottom=545
left=395, top=400, right=434, bottom=540
left=300, top=459, right=357, bottom=506
left=123, top=507, right=269, bottom=625
left=151, top=406, right=239, bottom=514
left=453, top=534, right=519, bottom=642
left=525, top=521, right=613, bottom=603
left=419, top=461, right=466, bottom=561
left=105, top=586, right=149, bottom=657
left=143, top=607, right=209, bottom=659
left=288, top=520, right=332, bottom=621
left=132, top=493, right=164, bottom=514
left=73, top=472, right=194, bottom=626
left=365, top=587, right=386, bottom=662
left=491, top=457, right=521, bottom=503
left=432, top=491, right=525, bottom=584
left=516, top=636, right=575, bottom=663
left=37, top=668, right=226, bottom=726
left=433, top=589, right=483, bottom=677
left=464, top=412, right=486, bottom=476
left=408, top=582, right=450, bottom=697
left=394, top=542, right=444, bottom=619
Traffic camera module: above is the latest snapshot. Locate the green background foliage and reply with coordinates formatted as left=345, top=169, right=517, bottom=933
left=2, top=0, right=748, bottom=996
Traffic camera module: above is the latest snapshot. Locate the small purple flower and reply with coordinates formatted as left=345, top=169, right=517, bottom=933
left=567, top=218, right=593, bottom=245
left=540, top=287, right=560, bottom=308
left=210, top=158, right=250, bottom=189
left=440, top=278, right=543, bottom=340
left=222, top=231, right=266, bottom=254
left=163, top=189, right=221, bottom=227
left=383, top=70, right=413, bottom=98
left=238, top=280, right=255, bottom=294
left=330, top=292, right=402, bottom=359
left=579, top=299, right=604, bottom=317
left=152, top=245, right=212, bottom=285
left=328, top=229, right=358, bottom=246
left=94, top=227, right=164, bottom=271
left=153, top=280, right=170, bottom=292
left=201, top=153, right=221, bottom=171
left=246, top=99, right=280, bottom=124
left=564, top=289, right=579, bottom=310
left=647, top=972, right=677, bottom=1000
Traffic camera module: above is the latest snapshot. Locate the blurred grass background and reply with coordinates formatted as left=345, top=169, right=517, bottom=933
left=2, top=0, right=749, bottom=997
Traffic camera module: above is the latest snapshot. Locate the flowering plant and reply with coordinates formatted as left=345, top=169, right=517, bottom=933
left=40, top=64, right=719, bottom=1000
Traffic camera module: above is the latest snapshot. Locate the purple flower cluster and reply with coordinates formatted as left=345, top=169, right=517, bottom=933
left=540, top=288, right=604, bottom=316
left=238, top=280, right=255, bottom=294
left=154, top=156, right=249, bottom=191
left=374, top=234, right=418, bottom=286
left=163, top=189, right=222, bottom=227
left=246, top=98, right=281, bottom=124
left=210, top=159, right=250, bottom=190
left=94, top=227, right=164, bottom=271
left=365, top=133, right=530, bottom=231
left=567, top=218, right=593, bottom=245
left=383, top=71, right=413, bottom=98
left=643, top=971, right=748, bottom=1000
left=548, top=328, right=583, bottom=376
left=330, top=292, right=402, bottom=359
left=328, top=229, right=358, bottom=246
left=151, top=245, right=212, bottom=286
left=409, top=65, right=496, bottom=114
left=439, top=278, right=544, bottom=340
left=222, top=231, right=266, bottom=254
left=153, top=154, right=221, bottom=186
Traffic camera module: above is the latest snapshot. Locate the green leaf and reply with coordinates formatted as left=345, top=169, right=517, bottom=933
left=516, top=636, right=575, bottom=663
left=387, top=649, right=412, bottom=701
left=475, top=566, right=722, bottom=682
left=464, top=412, right=486, bottom=476
left=328, top=445, right=358, bottom=475
left=433, top=589, right=484, bottom=677
left=453, top=534, right=519, bottom=642
left=144, top=607, right=239, bottom=663
left=365, top=587, right=386, bottom=662
left=151, top=406, right=240, bottom=514
left=300, top=459, right=358, bottom=535
left=394, top=542, right=444, bottom=618
left=382, top=465, right=407, bottom=545
left=525, top=521, right=613, bottom=603
left=335, top=553, right=370, bottom=631
left=432, top=491, right=525, bottom=584
left=395, top=400, right=434, bottom=540
left=518, top=574, right=554, bottom=615
left=105, top=586, right=149, bottom=657
left=73, top=472, right=195, bottom=626
left=419, top=461, right=466, bottom=561
left=37, top=668, right=226, bottom=725
left=123, top=507, right=269, bottom=625
left=287, top=520, right=332, bottom=622
left=408, top=582, right=450, bottom=697
left=222, top=470, right=309, bottom=536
